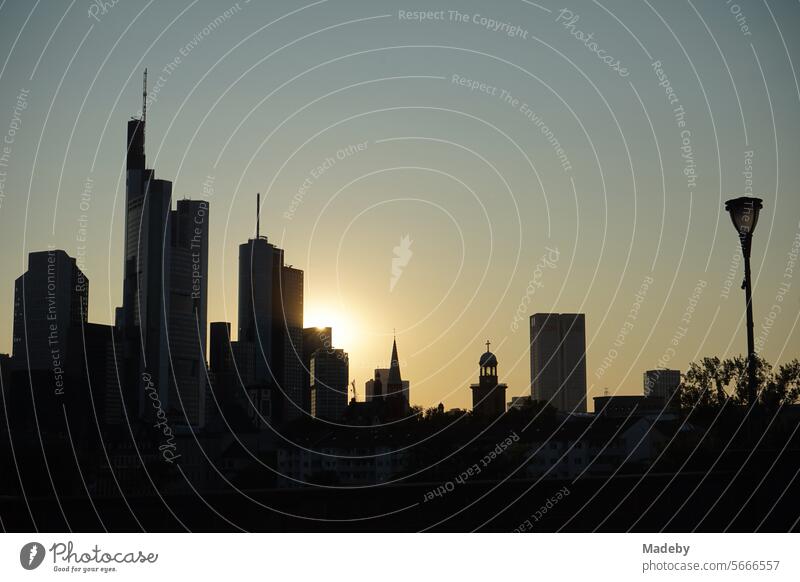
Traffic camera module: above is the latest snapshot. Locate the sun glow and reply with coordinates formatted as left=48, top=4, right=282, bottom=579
left=304, top=304, right=359, bottom=353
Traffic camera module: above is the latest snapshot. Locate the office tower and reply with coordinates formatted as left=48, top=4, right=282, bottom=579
left=209, top=324, right=270, bottom=429
left=167, top=198, right=209, bottom=427
left=643, top=369, right=681, bottom=400
left=530, top=313, right=587, bottom=412
left=384, top=338, right=409, bottom=417
left=310, top=349, right=349, bottom=421
left=210, top=322, right=233, bottom=378
left=238, top=235, right=277, bottom=351
left=237, top=195, right=304, bottom=422
left=99, top=327, right=124, bottom=427
left=121, top=74, right=172, bottom=419
left=302, top=327, right=332, bottom=412
left=207, top=322, right=233, bottom=428
left=231, top=340, right=257, bottom=387
left=9, top=251, right=123, bottom=433
left=237, top=232, right=283, bottom=386
left=120, top=73, right=214, bottom=425
left=279, top=265, right=304, bottom=421
left=470, top=342, right=507, bottom=418
left=12, top=250, right=88, bottom=371
left=77, top=323, right=123, bottom=429
left=135, top=178, right=172, bottom=420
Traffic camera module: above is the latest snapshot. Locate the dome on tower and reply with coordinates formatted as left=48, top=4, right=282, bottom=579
left=479, top=351, right=498, bottom=368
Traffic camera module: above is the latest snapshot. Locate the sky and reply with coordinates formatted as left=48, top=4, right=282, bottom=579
left=0, top=0, right=799, bottom=411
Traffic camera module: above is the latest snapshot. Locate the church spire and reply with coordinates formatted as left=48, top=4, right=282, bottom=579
left=387, top=336, right=402, bottom=388
left=383, top=334, right=409, bottom=417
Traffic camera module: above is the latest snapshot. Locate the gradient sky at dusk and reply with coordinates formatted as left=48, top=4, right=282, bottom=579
left=1, top=0, right=799, bottom=410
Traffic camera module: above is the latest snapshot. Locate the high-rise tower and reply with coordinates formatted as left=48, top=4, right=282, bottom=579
left=310, top=348, right=348, bottom=421
left=529, top=313, right=587, bottom=412
left=12, top=250, right=88, bottom=371
left=237, top=195, right=304, bottom=422
left=167, top=199, right=209, bottom=426
left=120, top=70, right=214, bottom=425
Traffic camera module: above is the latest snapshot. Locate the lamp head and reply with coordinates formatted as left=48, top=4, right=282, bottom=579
left=725, top=196, right=763, bottom=237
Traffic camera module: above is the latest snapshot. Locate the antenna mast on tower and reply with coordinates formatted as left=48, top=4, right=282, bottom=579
left=256, top=193, right=260, bottom=238
left=142, top=68, right=148, bottom=124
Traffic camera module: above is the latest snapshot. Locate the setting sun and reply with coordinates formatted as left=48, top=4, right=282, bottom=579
left=304, top=304, right=359, bottom=353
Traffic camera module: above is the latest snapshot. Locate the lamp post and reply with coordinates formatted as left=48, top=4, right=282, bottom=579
left=724, top=196, right=763, bottom=409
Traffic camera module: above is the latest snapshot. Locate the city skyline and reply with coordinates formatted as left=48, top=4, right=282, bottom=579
left=0, top=0, right=798, bottom=414
left=2, top=0, right=800, bottom=539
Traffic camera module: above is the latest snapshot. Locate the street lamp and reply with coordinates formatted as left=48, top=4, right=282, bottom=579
left=725, top=196, right=763, bottom=409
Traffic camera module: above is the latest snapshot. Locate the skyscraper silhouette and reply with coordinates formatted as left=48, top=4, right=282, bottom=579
left=280, top=264, right=304, bottom=420
left=12, top=250, right=88, bottom=371
left=237, top=196, right=304, bottom=422
left=302, top=326, right=332, bottom=413
left=209, top=322, right=233, bottom=380
left=310, top=348, right=348, bottom=421
left=9, top=250, right=119, bottom=433
left=530, top=313, right=587, bottom=412
left=121, top=94, right=172, bottom=421
left=119, top=72, right=210, bottom=425
left=167, top=199, right=209, bottom=427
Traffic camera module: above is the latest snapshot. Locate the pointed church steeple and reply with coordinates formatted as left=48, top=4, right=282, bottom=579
left=387, top=335, right=402, bottom=388
left=382, top=333, right=409, bottom=417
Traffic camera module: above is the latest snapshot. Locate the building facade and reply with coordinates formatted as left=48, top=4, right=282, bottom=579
left=167, top=199, right=209, bottom=427
left=237, top=226, right=304, bottom=422
left=643, top=369, right=681, bottom=401
left=12, top=250, right=88, bottom=371
left=302, top=326, right=332, bottom=413
left=310, top=349, right=349, bottom=421
left=121, top=111, right=173, bottom=421
left=530, top=313, right=587, bottom=412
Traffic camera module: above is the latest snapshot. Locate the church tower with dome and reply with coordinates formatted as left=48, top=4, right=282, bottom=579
left=470, top=341, right=507, bottom=418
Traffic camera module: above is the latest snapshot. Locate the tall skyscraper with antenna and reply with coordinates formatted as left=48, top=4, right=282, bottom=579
left=237, top=194, right=304, bottom=422
left=120, top=69, right=173, bottom=420
left=119, top=70, right=210, bottom=426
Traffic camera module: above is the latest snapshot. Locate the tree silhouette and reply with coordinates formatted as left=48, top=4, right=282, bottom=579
left=678, top=355, right=800, bottom=411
